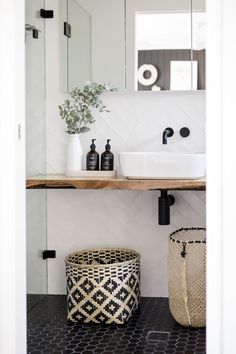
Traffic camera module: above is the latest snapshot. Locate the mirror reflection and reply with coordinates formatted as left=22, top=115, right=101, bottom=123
left=136, top=11, right=205, bottom=91
left=63, top=0, right=205, bottom=91
left=64, top=0, right=125, bottom=91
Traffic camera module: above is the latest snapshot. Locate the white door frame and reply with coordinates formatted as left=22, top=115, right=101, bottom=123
left=207, top=0, right=236, bottom=353
left=0, top=1, right=26, bottom=353
left=206, top=0, right=223, bottom=352
left=1, top=0, right=236, bottom=353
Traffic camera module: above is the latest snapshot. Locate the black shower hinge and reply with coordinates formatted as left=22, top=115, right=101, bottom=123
left=40, top=9, right=54, bottom=18
left=64, top=22, right=71, bottom=38
left=42, top=250, right=56, bottom=260
left=32, top=29, right=38, bottom=39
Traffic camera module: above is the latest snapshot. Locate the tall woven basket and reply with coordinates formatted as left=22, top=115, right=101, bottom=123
left=168, top=228, right=206, bottom=327
left=65, top=248, right=140, bottom=324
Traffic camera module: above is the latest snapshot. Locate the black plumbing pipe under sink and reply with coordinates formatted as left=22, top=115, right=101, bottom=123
left=158, top=190, right=175, bottom=225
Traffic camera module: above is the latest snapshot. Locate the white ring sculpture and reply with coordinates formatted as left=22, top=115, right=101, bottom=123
left=138, top=64, right=158, bottom=86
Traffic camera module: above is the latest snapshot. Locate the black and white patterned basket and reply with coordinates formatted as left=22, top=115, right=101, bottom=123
left=65, top=248, right=141, bottom=324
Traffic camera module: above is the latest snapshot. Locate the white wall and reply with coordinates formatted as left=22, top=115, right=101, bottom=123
left=44, top=0, right=206, bottom=296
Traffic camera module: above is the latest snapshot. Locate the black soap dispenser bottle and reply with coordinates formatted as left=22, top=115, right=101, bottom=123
left=101, top=139, right=114, bottom=171
left=86, top=139, right=99, bottom=170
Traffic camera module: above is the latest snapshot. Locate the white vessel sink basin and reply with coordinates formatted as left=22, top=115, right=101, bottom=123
left=119, top=152, right=206, bottom=179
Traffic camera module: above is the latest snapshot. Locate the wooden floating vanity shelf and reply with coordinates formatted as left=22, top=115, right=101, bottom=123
left=26, top=175, right=206, bottom=191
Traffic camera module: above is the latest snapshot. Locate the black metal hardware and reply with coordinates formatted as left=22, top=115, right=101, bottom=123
left=32, top=29, right=39, bottom=39
left=40, top=9, right=54, bottom=18
left=158, top=190, right=175, bottom=225
left=162, top=127, right=174, bottom=144
left=64, top=22, right=71, bottom=38
left=42, top=250, right=56, bottom=260
left=180, top=127, right=190, bottom=138
left=25, top=24, right=41, bottom=40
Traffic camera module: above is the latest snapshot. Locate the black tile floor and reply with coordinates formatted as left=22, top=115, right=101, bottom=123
left=27, top=294, right=46, bottom=313
left=27, top=295, right=206, bottom=354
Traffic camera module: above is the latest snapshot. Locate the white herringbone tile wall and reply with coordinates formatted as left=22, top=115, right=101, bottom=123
left=47, top=189, right=206, bottom=296
left=44, top=0, right=206, bottom=296
left=46, top=91, right=206, bottom=296
left=47, top=91, right=205, bottom=174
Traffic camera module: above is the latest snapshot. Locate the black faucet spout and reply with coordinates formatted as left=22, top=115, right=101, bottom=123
left=162, top=129, right=169, bottom=144
left=162, top=127, right=174, bottom=144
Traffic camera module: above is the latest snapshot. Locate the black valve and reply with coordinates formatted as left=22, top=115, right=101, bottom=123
left=180, top=127, right=190, bottom=138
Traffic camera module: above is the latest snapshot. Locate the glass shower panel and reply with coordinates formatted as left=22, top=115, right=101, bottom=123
left=26, top=0, right=47, bottom=304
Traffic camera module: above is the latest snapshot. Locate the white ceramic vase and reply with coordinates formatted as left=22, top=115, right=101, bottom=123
left=66, top=134, right=83, bottom=176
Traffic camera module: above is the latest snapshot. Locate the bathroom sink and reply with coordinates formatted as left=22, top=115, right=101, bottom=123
left=119, top=152, right=206, bottom=179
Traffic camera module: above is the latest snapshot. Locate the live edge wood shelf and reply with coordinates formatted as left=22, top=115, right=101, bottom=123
left=26, top=175, right=206, bottom=191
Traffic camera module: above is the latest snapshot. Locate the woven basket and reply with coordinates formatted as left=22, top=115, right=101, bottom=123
left=168, top=228, right=206, bottom=327
left=65, top=248, right=140, bottom=324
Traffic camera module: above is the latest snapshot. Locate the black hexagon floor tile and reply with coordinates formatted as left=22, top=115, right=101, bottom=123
left=27, top=296, right=206, bottom=354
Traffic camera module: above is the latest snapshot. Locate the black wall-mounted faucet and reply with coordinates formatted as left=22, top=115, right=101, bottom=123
left=162, top=127, right=174, bottom=144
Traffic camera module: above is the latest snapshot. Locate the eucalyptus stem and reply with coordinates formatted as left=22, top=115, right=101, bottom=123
left=59, top=82, right=115, bottom=134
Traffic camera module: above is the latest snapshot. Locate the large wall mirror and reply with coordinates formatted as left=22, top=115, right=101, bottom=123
left=62, top=0, right=205, bottom=92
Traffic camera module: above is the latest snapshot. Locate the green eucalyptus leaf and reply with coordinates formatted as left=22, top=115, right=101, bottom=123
left=59, top=82, right=115, bottom=134
left=79, top=127, right=90, bottom=133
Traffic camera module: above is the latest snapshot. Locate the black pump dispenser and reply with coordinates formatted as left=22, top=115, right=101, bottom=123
left=90, top=139, right=96, bottom=151
left=86, top=139, right=99, bottom=170
left=105, top=139, right=111, bottom=151
left=101, top=139, right=114, bottom=171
